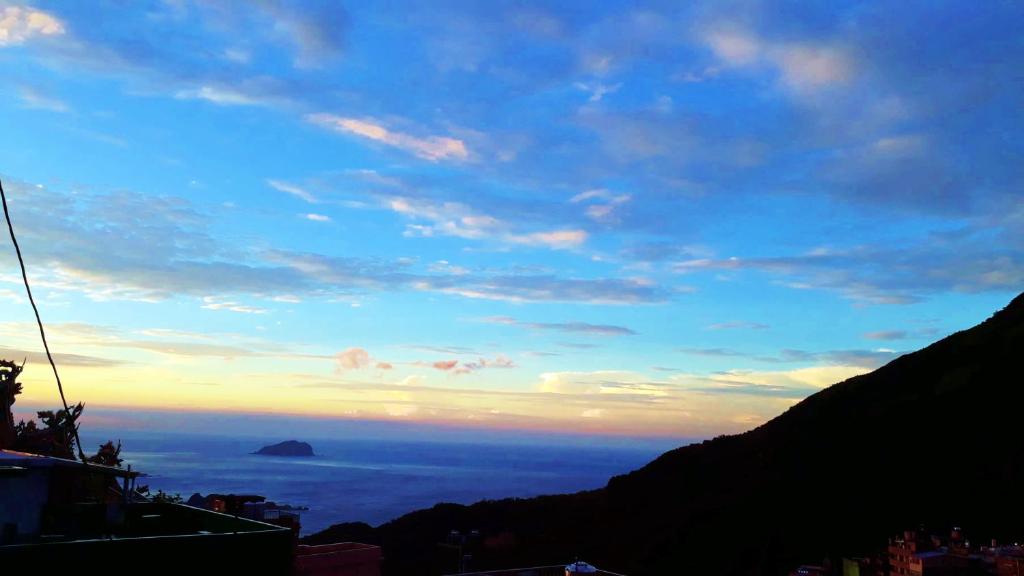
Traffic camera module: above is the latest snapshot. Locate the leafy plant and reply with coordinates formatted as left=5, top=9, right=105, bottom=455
left=87, top=440, right=123, bottom=467
left=2, top=358, right=124, bottom=465
left=14, top=402, right=84, bottom=460
left=137, top=486, right=183, bottom=503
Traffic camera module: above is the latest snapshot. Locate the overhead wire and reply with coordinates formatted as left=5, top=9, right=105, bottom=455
left=0, top=176, right=87, bottom=463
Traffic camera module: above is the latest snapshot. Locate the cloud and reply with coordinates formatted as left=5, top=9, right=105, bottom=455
left=622, top=242, right=713, bottom=264
left=573, top=81, right=621, bottom=102
left=428, top=260, right=469, bottom=275
left=0, top=2, right=353, bottom=115
left=335, top=347, right=372, bottom=370
left=118, top=341, right=258, bottom=358
left=507, top=229, right=588, bottom=249
left=304, top=213, right=331, bottom=222
left=672, top=239, right=1024, bottom=305
left=228, top=361, right=871, bottom=436
left=0, top=184, right=313, bottom=301
left=256, top=0, right=348, bottom=67
left=0, top=178, right=668, bottom=307
left=0, top=321, right=328, bottom=363
left=679, top=345, right=900, bottom=369
left=456, top=355, right=516, bottom=374
left=267, top=249, right=667, bottom=305
left=0, top=347, right=121, bottom=368
left=766, top=349, right=895, bottom=369
left=174, top=85, right=263, bottom=106
left=707, top=321, right=769, bottom=331
left=678, top=347, right=750, bottom=358
left=386, top=194, right=587, bottom=250
left=414, top=274, right=665, bottom=304
left=17, top=85, right=69, bottom=112
left=690, top=380, right=809, bottom=399
left=570, top=189, right=618, bottom=203
left=389, top=196, right=501, bottom=240
left=538, top=371, right=616, bottom=395
left=537, top=365, right=867, bottom=409
left=432, top=359, right=458, bottom=371
left=702, top=26, right=853, bottom=93
left=483, top=316, right=636, bottom=336
left=706, top=365, right=869, bottom=393
left=569, top=188, right=633, bottom=224
left=558, top=342, right=601, bottom=349
left=863, top=330, right=908, bottom=341
left=305, top=114, right=469, bottom=162
left=0, top=6, right=65, bottom=46
left=200, top=297, right=268, bottom=314
left=404, top=344, right=477, bottom=355
left=267, top=179, right=317, bottom=203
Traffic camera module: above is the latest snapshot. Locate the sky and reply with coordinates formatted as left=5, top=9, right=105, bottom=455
left=0, top=0, right=1021, bottom=441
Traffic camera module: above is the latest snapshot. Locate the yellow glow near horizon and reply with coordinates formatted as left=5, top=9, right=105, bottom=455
left=10, top=351, right=872, bottom=438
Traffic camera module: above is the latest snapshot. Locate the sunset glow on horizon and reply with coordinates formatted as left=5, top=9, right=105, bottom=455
left=1, top=2, right=1020, bottom=440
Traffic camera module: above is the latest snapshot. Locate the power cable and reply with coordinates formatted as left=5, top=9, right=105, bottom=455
left=0, top=177, right=87, bottom=463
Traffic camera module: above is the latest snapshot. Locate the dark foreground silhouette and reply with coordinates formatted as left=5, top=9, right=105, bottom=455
left=305, top=292, right=1024, bottom=575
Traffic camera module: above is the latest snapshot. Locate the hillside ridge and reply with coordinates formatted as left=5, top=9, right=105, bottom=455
left=307, top=293, right=1024, bottom=575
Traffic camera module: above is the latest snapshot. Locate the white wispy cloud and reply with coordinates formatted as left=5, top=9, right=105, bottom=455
left=174, top=85, right=263, bottom=106
left=267, top=179, right=317, bottom=203
left=18, top=85, right=69, bottom=112
left=573, top=81, right=622, bottom=102
left=304, top=213, right=331, bottom=222
left=387, top=195, right=587, bottom=250
left=306, top=113, right=470, bottom=162
left=507, top=229, right=588, bottom=249
left=200, top=296, right=267, bottom=314
left=570, top=188, right=631, bottom=223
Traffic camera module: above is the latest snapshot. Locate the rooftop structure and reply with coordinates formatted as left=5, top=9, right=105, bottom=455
left=1, top=448, right=139, bottom=539
left=0, top=449, right=294, bottom=573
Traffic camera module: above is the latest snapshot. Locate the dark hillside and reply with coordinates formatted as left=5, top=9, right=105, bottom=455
left=307, top=293, right=1024, bottom=575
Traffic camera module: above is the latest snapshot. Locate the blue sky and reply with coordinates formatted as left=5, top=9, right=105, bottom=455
left=0, top=0, right=1020, bottom=439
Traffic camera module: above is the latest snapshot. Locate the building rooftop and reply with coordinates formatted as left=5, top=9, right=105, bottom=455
left=1, top=501, right=295, bottom=573
left=0, top=449, right=140, bottom=478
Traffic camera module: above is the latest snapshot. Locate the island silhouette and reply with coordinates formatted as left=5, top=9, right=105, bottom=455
left=254, top=440, right=315, bottom=457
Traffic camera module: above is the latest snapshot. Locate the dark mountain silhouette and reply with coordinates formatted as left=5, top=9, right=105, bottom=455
left=305, top=293, right=1024, bottom=575
left=254, top=440, right=314, bottom=457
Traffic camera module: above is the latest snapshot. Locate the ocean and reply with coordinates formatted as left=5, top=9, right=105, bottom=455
left=79, top=429, right=674, bottom=535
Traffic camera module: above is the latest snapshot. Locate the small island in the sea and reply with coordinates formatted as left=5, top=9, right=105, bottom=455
left=253, top=440, right=315, bottom=457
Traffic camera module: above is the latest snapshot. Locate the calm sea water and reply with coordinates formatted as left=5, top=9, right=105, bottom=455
left=79, top=430, right=671, bottom=535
